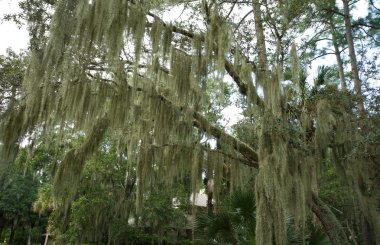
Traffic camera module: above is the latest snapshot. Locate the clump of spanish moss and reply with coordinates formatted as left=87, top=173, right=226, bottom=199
left=241, top=61, right=259, bottom=106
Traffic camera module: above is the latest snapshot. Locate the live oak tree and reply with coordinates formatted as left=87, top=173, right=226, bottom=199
left=0, top=0, right=379, bottom=244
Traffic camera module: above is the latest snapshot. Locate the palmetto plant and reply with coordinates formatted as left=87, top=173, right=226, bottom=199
left=195, top=189, right=256, bottom=245
left=196, top=189, right=331, bottom=245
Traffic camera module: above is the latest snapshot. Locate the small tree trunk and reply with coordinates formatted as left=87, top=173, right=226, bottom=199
left=252, top=0, right=268, bottom=71
left=341, top=0, right=365, bottom=115
left=43, top=233, right=49, bottom=245
left=27, top=224, right=32, bottom=245
left=328, top=18, right=347, bottom=92
left=361, top=216, right=375, bottom=245
left=0, top=219, right=4, bottom=241
left=205, top=178, right=214, bottom=215
left=8, top=217, right=18, bottom=245
left=310, top=194, right=350, bottom=245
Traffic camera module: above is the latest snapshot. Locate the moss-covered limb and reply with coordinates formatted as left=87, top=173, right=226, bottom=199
left=147, top=12, right=202, bottom=40
left=151, top=142, right=253, bottom=168
left=147, top=87, right=257, bottom=168
left=193, top=111, right=259, bottom=167
left=310, top=193, right=350, bottom=245
left=211, top=148, right=255, bottom=167
left=223, top=59, right=264, bottom=108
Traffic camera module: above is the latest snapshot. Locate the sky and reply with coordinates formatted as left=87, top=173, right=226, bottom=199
left=0, top=0, right=29, bottom=55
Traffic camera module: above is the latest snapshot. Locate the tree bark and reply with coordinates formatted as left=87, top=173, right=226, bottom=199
left=361, top=216, right=374, bottom=245
left=328, top=18, right=347, bottom=92
left=310, top=194, right=350, bottom=245
left=0, top=213, right=5, bottom=240
left=8, top=217, right=18, bottom=245
left=43, top=233, right=49, bottom=245
left=252, top=0, right=268, bottom=71
left=342, top=0, right=365, bottom=114
left=27, top=224, right=32, bottom=245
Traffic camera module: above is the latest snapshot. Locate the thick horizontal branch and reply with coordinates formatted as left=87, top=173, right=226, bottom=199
left=321, top=8, right=344, bottom=17
left=193, top=111, right=259, bottom=167
left=351, top=22, right=380, bottom=30
left=223, top=59, right=264, bottom=107
left=149, top=143, right=255, bottom=167
left=147, top=12, right=203, bottom=40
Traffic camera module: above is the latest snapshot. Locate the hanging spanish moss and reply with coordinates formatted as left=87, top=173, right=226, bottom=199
left=0, top=103, right=26, bottom=169
left=53, top=117, right=109, bottom=215
left=170, top=48, right=192, bottom=103
left=313, top=91, right=380, bottom=244
left=254, top=66, right=313, bottom=244
left=255, top=113, right=312, bottom=244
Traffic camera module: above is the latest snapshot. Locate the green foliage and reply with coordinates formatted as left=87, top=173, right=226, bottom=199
left=0, top=163, right=41, bottom=244
left=139, top=185, right=190, bottom=243
left=33, top=183, right=54, bottom=216
left=0, top=50, right=25, bottom=106
left=319, top=165, right=350, bottom=211
left=202, top=77, right=234, bottom=126
left=0, top=50, right=27, bottom=168
left=231, top=118, right=259, bottom=150
left=288, top=219, right=331, bottom=245
left=196, top=189, right=256, bottom=244
left=0, top=165, right=37, bottom=220
left=313, top=66, right=337, bottom=88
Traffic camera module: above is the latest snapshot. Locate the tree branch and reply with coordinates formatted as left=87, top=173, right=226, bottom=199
left=310, top=193, right=350, bottom=244
left=193, top=111, right=259, bottom=167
